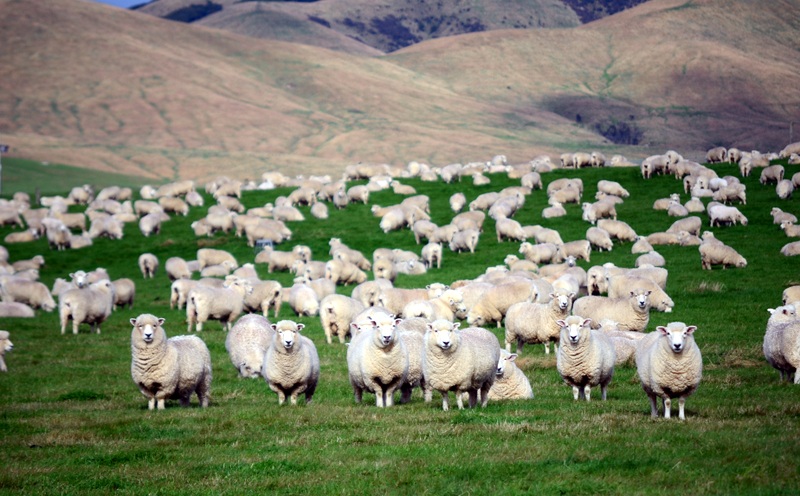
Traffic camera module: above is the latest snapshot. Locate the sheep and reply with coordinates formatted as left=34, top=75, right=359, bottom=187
left=138, top=253, right=158, bottom=279
left=449, top=192, right=467, bottom=213
left=262, top=320, right=319, bottom=406
left=781, top=241, right=800, bottom=256
left=666, top=216, right=702, bottom=237
left=586, top=227, right=613, bottom=252
left=112, top=278, right=136, bottom=309
left=466, top=279, right=537, bottom=328
left=505, top=289, right=575, bottom=355
left=667, top=201, right=689, bottom=217
left=635, top=251, right=666, bottom=268
left=556, top=316, right=616, bottom=401
left=241, top=279, right=283, bottom=318
left=653, top=193, right=681, bottom=211
left=422, top=320, right=501, bottom=410
left=699, top=242, right=747, bottom=269
left=713, top=184, right=747, bottom=205
left=519, top=241, right=560, bottom=264
left=165, top=257, right=193, bottom=281
left=4, top=228, right=39, bottom=244
left=597, top=219, right=637, bottom=243
left=58, top=279, right=115, bottom=334
left=572, top=290, right=652, bottom=332
left=606, top=275, right=673, bottom=313
left=597, top=320, right=642, bottom=366
left=288, top=283, right=320, bottom=317
left=376, top=287, right=429, bottom=316
left=783, top=287, right=800, bottom=306
left=760, top=165, right=785, bottom=185
left=0, top=302, right=35, bottom=317
left=138, top=213, right=162, bottom=237
left=186, top=278, right=251, bottom=332
left=777, top=180, right=795, bottom=200
left=328, top=239, right=371, bottom=270
left=708, top=204, right=747, bottom=227
left=636, top=322, right=702, bottom=419
left=597, top=179, right=629, bottom=198
left=706, top=146, right=727, bottom=163
left=684, top=197, right=705, bottom=213
left=480, top=349, right=534, bottom=401
left=200, top=261, right=236, bottom=278
left=130, top=314, right=211, bottom=410
left=763, top=305, right=800, bottom=383
left=771, top=207, right=798, bottom=225
left=521, top=171, right=542, bottom=190
left=402, top=289, right=467, bottom=322
left=325, top=259, right=367, bottom=286
left=449, top=228, right=480, bottom=254
left=452, top=210, right=486, bottom=232
left=581, top=200, right=617, bottom=225
left=320, top=294, right=366, bottom=344
left=347, top=313, right=408, bottom=407
left=0, top=278, right=56, bottom=311
left=0, top=330, right=13, bottom=372
left=542, top=202, right=567, bottom=219
left=225, top=314, right=274, bottom=378
left=556, top=240, right=591, bottom=263
left=495, top=218, right=526, bottom=243
left=197, top=248, right=238, bottom=270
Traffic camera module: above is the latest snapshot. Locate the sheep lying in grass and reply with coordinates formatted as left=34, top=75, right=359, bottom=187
left=636, top=322, right=702, bottom=419
left=485, top=350, right=534, bottom=401
left=504, top=289, right=574, bottom=355
left=699, top=242, right=747, bottom=269
left=226, top=314, right=274, bottom=378
left=556, top=316, right=616, bottom=401
left=130, top=314, right=212, bottom=410
left=263, top=320, right=320, bottom=405
left=402, top=289, right=467, bottom=322
left=763, top=305, right=800, bottom=383
left=59, top=280, right=115, bottom=334
left=0, top=302, right=35, bottom=318
left=422, top=320, right=501, bottom=411
left=572, top=290, right=652, bottom=332
left=0, top=330, right=13, bottom=372
left=347, top=313, right=407, bottom=407
left=0, top=278, right=57, bottom=312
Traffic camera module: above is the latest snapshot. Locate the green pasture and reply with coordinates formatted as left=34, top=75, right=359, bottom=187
left=0, top=160, right=799, bottom=495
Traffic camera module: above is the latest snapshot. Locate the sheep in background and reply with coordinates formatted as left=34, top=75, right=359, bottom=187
left=449, top=192, right=467, bottom=212
left=59, top=280, right=115, bottom=334
left=636, top=322, right=702, bottom=419
left=449, top=228, right=480, bottom=254
left=556, top=316, right=616, bottom=401
left=486, top=350, right=534, bottom=401
left=112, top=278, right=136, bottom=310
left=0, top=302, right=35, bottom=318
left=186, top=278, right=251, bottom=332
left=504, top=289, right=575, bottom=355
left=572, top=290, right=652, bottom=332
left=0, top=330, right=13, bottom=372
left=777, top=180, right=794, bottom=200
left=771, top=207, right=797, bottom=226
left=781, top=241, right=800, bottom=256
left=760, top=165, right=785, bottom=185
left=699, top=242, right=747, bottom=269
left=320, top=294, right=365, bottom=344
left=263, top=320, right=320, bottom=405
left=130, top=314, right=212, bottom=410
left=0, top=278, right=56, bottom=312
left=138, top=253, right=159, bottom=279
left=226, top=314, right=274, bottom=378
left=763, top=305, right=800, bottom=383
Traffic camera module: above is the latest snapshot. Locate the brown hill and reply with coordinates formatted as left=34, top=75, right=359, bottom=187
left=0, top=0, right=596, bottom=182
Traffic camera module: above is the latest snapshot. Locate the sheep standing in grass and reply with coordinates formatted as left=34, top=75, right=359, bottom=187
left=572, top=290, right=652, bottom=332
left=138, top=253, right=159, bottom=279
left=422, top=320, right=501, bottom=411
left=699, top=242, right=747, bottom=269
left=347, top=313, right=408, bottom=407
left=130, top=314, right=212, bottom=410
left=59, top=280, right=115, bottom=334
left=320, top=294, right=365, bottom=344
left=636, top=322, right=702, bottom=419
left=556, top=316, right=616, bottom=401
left=504, top=289, right=574, bottom=355
left=186, top=278, right=251, bottom=332
left=226, top=314, right=274, bottom=378
left=263, top=320, right=320, bottom=405
left=763, top=305, right=800, bottom=383
left=0, top=330, right=13, bottom=372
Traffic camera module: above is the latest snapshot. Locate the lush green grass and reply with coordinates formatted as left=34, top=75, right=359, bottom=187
left=1, top=162, right=800, bottom=495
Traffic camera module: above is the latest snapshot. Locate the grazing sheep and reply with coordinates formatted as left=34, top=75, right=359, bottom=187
left=586, top=227, right=613, bottom=252
left=225, top=314, right=274, bottom=378
left=421, top=242, right=443, bottom=269
left=59, top=280, right=115, bottom=334
left=519, top=241, right=560, bottom=264
left=347, top=313, right=408, bottom=407
left=0, top=330, right=13, bottom=372
left=760, top=165, right=785, bottom=185
left=699, top=242, right=747, bottom=269
left=496, top=218, right=526, bottom=243
left=138, top=213, right=162, bottom=237
left=112, top=278, right=136, bottom=309
left=138, top=253, right=158, bottom=279
left=422, top=320, right=501, bottom=411
left=165, top=257, right=193, bottom=281
left=263, top=320, right=320, bottom=405
left=636, top=322, right=702, bottom=419
left=505, top=289, right=574, bottom=355
left=0, top=302, right=35, bottom=317
left=320, top=294, right=366, bottom=344
left=777, top=180, right=795, bottom=200
left=325, top=259, right=367, bottom=286
left=521, top=172, right=542, bottom=190
left=581, top=200, right=617, bottom=225
left=186, top=278, right=251, bottom=332
left=572, top=290, right=652, bottom=332
left=197, top=248, right=238, bottom=270
left=708, top=204, right=748, bottom=227
left=705, top=146, right=727, bottom=163
left=635, top=251, right=666, bottom=268
left=763, top=305, right=800, bottom=383
left=598, top=320, right=642, bottom=366
left=130, top=314, right=211, bottom=410
left=557, top=239, right=591, bottom=263
left=0, top=278, right=56, bottom=311
left=667, top=216, right=702, bottom=237
left=556, top=316, right=616, bottom=401
left=449, top=228, right=480, bottom=254
left=376, top=287, right=429, bottom=316
left=449, top=192, right=467, bottom=212
left=288, top=283, right=320, bottom=317
left=597, top=219, right=637, bottom=243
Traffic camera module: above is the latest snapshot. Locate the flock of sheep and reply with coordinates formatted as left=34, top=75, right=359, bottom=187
left=2, top=140, right=800, bottom=418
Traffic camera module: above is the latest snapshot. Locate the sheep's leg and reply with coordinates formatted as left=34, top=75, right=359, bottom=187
left=73, top=320, right=80, bottom=335
left=584, top=385, right=592, bottom=402
left=572, top=386, right=580, bottom=401
left=277, top=390, right=286, bottom=406
left=179, top=394, right=191, bottom=407
left=157, top=398, right=166, bottom=410
left=601, top=384, right=608, bottom=401
left=663, top=397, right=672, bottom=419
left=479, top=383, right=491, bottom=408
left=647, top=395, right=659, bottom=417
left=544, top=342, right=550, bottom=355
left=505, top=339, right=513, bottom=353
left=794, top=369, right=800, bottom=385
left=385, top=387, right=396, bottom=407
left=678, top=397, right=686, bottom=420
left=353, top=387, right=363, bottom=404
left=400, top=384, right=412, bottom=404
left=456, top=390, right=466, bottom=410
left=441, top=391, right=450, bottom=411
left=423, top=385, right=432, bottom=403
left=148, top=397, right=156, bottom=410
left=290, top=392, right=299, bottom=406
left=467, top=389, right=478, bottom=408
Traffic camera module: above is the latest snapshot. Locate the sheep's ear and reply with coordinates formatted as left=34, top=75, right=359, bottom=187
left=569, top=292, right=576, bottom=299
left=394, top=318, right=403, bottom=326
left=549, top=292, right=556, bottom=299
left=767, top=308, right=776, bottom=315
left=645, top=290, right=652, bottom=296
left=555, top=319, right=567, bottom=327
left=130, top=318, right=137, bottom=326
left=158, top=318, right=165, bottom=326
left=508, top=354, right=518, bottom=362
left=657, top=326, right=668, bottom=335
left=685, top=326, right=697, bottom=335
left=451, top=322, right=461, bottom=331
left=629, top=291, right=635, bottom=297
left=581, top=318, right=592, bottom=328
left=270, top=324, right=278, bottom=332
left=350, top=323, right=359, bottom=333
left=296, top=323, right=305, bottom=332
left=425, top=323, right=433, bottom=332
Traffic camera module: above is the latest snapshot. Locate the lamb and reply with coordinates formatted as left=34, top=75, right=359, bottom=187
left=347, top=313, right=408, bottom=407
left=636, top=322, right=702, bottom=419
left=586, top=227, right=613, bottom=252
left=485, top=350, right=534, bottom=401
left=130, top=313, right=211, bottom=410
left=0, top=278, right=56, bottom=311
left=495, top=218, right=526, bottom=243
left=262, top=320, right=320, bottom=405
left=138, top=253, right=158, bottom=279
left=59, top=279, right=115, bottom=334
left=699, top=242, right=747, bottom=269
left=422, top=320, right=501, bottom=411
left=165, top=257, right=193, bottom=281
left=597, top=219, right=637, bottom=243
left=320, top=294, right=366, bottom=344
left=197, top=248, right=238, bottom=270
left=763, top=305, right=800, bottom=383
left=504, top=289, right=575, bottom=355
left=112, top=278, right=136, bottom=309
left=225, top=314, right=274, bottom=378
left=0, top=330, right=13, bottom=372
left=449, top=228, right=480, bottom=254
left=708, top=204, right=747, bottom=227
left=556, top=316, right=616, bottom=401
left=186, top=278, right=252, bottom=332
left=572, top=290, right=652, bottom=332
left=760, top=165, right=785, bottom=185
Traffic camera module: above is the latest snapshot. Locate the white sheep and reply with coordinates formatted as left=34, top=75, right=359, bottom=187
left=376, top=287, right=429, bottom=316
left=466, top=279, right=537, bottom=328
left=449, top=228, right=480, bottom=254
left=597, top=179, right=629, bottom=198
left=320, top=294, right=366, bottom=344
left=421, top=242, right=443, bottom=269
left=186, top=278, right=251, bottom=332
left=484, top=350, right=534, bottom=400
left=138, top=253, right=158, bottom=279
left=225, top=314, right=274, bottom=378
left=450, top=192, right=467, bottom=212
left=581, top=200, right=617, bottom=225
left=636, top=322, right=702, bottom=419
left=495, top=218, right=526, bottom=243
left=130, top=314, right=212, bottom=410
left=519, top=241, right=560, bottom=264
left=760, top=165, right=785, bottom=185
left=112, top=278, right=136, bottom=309
left=505, top=289, right=574, bottom=355
left=699, top=242, right=747, bottom=269
left=557, top=239, right=591, bottom=262
left=402, top=288, right=467, bottom=322
left=635, top=251, right=666, bottom=268
left=263, top=320, right=320, bottom=405
left=165, top=257, right=193, bottom=281
left=606, top=275, right=673, bottom=313
left=0, top=302, right=35, bottom=317
left=0, top=330, right=13, bottom=372
left=59, top=280, right=115, bottom=334
left=586, top=227, right=613, bottom=252
left=781, top=241, right=800, bottom=256
left=777, top=180, right=795, bottom=200
left=288, top=283, right=320, bottom=317
left=771, top=207, right=798, bottom=225
left=783, top=287, right=800, bottom=306
left=422, top=320, right=501, bottom=410
left=0, top=278, right=56, bottom=312
left=708, top=204, right=748, bottom=227
left=597, top=219, right=637, bottom=243
left=572, top=290, right=652, bottom=332
left=556, top=316, right=616, bottom=401
left=763, top=305, right=800, bottom=383
left=197, top=248, right=238, bottom=270
left=347, top=313, right=408, bottom=407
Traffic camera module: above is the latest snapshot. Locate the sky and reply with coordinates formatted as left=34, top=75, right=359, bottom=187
left=92, top=0, right=151, bottom=8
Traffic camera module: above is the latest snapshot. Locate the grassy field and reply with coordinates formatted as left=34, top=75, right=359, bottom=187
left=1, top=161, right=800, bottom=494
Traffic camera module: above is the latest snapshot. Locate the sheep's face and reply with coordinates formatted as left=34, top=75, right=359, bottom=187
left=430, top=322, right=459, bottom=350
left=631, top=290, right=651, bottom=309
left=371, top=317, right=400, bottom=347
left=559, top=318, right=591, bottom=346
left=0, top=333, right=12, bottom=353
left=496, top=352, right=516, bottom=377
left=466, top=312, right=484, bottom=327
left=131, top=316, right=165, bottom=344
left=278, top=329, right=297, bottom=350
left=658, top=324, right=697, bottom=353
left=554, top=293, right=572, bottom=311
